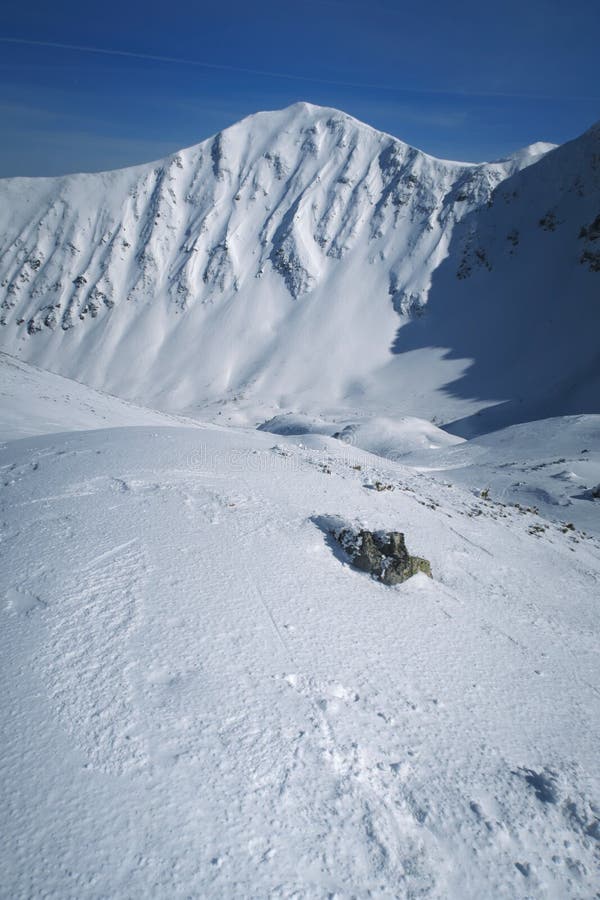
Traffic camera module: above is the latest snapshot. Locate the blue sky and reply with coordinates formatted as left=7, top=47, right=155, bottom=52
left=1, top=0, right=599, bottom=176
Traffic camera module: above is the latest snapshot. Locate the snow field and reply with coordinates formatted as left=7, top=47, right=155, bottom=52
left=1, top=421, right=599, bottom=897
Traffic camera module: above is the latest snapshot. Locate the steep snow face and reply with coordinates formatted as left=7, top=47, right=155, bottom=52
left=0, top=103, right=549, bottom=419
left=391, top=120, right=600, bottom=435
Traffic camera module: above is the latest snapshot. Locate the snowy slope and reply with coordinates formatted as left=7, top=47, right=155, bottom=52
left=405, top=414, right=600, bottom=537
left=2, top=418, right=599, bottom=898
left=258, top=409, right=600, bottom=535
left=258, top=411, right=465, bottom=456
left=392, top=121, right=600, bottom=435
left=0, top=352, right=199, bottom=441
left=0, top=103, right=558, bottom=428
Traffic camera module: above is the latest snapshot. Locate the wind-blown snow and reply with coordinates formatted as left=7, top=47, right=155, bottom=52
left=1, top=404, right=599, bottom=897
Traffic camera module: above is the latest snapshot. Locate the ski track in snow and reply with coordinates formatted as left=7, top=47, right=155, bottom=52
left=1, top=420, right=599, bottom=898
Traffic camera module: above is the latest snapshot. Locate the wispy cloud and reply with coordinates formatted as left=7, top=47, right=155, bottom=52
left=2, top=36, right=598, bottom=102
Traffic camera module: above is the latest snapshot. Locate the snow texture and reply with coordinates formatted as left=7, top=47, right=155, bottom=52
left=1, top=366, right=599, bottom=898
left=0, top=104, right=599, bottom=899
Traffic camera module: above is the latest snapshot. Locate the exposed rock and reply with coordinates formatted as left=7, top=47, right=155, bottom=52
left=269, top=240, right=314, bottom=298
left=538, top=210, right=559, bottom=231
left=211, top=132, right=226, bottom=180
left=335, top=526, right=432, bottom=585
left=203, top=242, right=238, bottom=294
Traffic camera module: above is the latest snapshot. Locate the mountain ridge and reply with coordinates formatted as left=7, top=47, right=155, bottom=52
left=0, top=102, right=596, bottom=432
left=0, top=101, right=559, bottom=183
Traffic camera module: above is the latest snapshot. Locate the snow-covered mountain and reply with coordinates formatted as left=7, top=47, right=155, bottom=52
left=392, top=120, right=600, bottom=435
left=0, top=101, right=570, bottom=429
left=2, top=106, right=600, bottom=899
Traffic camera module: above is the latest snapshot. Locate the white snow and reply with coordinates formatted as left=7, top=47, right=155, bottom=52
left=259, top=412, right=464, bottom=456
left=0, top=352, right=199, bottom=441
left=404, top=414, right=600, bottom=537
left=1, top=367, right=599, bottom=897
left=0, top=101, right=580, bottom=433
left=0, top=104, right=599, bottom=898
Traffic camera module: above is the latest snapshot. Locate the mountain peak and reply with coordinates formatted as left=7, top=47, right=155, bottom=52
left=502, top=141, right=558, bottom=166
left=216, top=100, right=379, bottom=148
left=0, top=103, right=596, bottom=431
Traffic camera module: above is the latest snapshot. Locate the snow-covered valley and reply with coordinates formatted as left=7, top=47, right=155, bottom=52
left=1, top=103, right=599, bottom=898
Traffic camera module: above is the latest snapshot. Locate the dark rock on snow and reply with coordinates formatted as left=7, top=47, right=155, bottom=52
left=335, top=527, right=432, bottom=585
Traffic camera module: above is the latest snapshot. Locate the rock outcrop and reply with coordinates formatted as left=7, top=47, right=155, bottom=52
left=335, top=527, right=432, bottom=585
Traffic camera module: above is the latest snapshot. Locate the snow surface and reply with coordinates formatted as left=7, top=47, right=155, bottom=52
left=0, top=352, right=198, bottom=441
left=258, top=410, right=600, bottom=538
left=1, top=104, right=599, bottom=898
left=259, top=412, right=464, bottom=457
left=405, top=415, right=600, bottom=538
left=1, top=366, right=599, bottom=898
